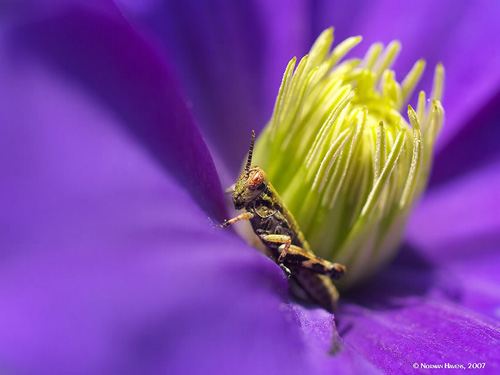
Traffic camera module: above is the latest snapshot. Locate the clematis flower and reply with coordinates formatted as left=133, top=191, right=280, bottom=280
left=1, top=1, right=499, bottom=375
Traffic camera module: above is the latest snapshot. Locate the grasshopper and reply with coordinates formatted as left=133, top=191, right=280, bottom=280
left=221, top=130, right=346, bottom=312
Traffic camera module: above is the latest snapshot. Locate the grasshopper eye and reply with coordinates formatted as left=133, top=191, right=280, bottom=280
left=248, top=170, right=265, bottom=190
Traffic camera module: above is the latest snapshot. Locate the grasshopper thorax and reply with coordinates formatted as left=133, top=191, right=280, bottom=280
left=232, top=166, right=268, bottom=210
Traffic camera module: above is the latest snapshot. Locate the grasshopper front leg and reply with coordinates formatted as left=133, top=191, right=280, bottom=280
left=220, top=212, right=254, bottom=228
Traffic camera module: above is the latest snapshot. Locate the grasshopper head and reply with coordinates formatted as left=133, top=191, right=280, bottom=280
left=233, top=166, right=268, bottom=210
left=232, top=130, right=268, bottom=210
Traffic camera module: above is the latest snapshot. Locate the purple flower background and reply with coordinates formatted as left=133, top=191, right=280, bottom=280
left=1, top=1, right=499, bottom=374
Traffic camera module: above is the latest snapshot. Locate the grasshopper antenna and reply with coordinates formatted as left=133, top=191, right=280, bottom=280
left=245, top=130, right=256, bottom=176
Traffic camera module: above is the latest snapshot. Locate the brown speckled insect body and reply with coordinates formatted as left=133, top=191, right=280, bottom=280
left=221, top=131, right=346, bottom=312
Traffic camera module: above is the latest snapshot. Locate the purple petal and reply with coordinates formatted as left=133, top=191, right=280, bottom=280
left=0, top=5, right=383, bottom=374
left=0, top=54, right=381, bottom=374
left=332, top=241, right=500, bottom=373
left=115, top=0, right=310, bottom=178
left=405, top=162, right=500, bottom=318
left=4, top=1, right=226, bottom=220
left=408, top=163, right=500, bottom=259
left=340, top=298, right=500, bottom=374
left=0, top=15, right=291, bottom=372
left=430, top=92, right=500, bottom=187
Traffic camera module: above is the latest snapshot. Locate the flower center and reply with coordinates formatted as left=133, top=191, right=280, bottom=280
left=251, top=28, right=444, bottom=288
